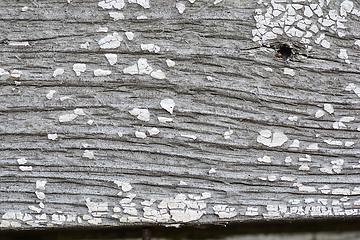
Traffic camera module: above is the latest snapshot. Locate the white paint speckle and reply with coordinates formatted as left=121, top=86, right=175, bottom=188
left=324, top=103, right=334, bottom=114
left=151, top=70, right=166, bottom=79
left=209, top=168, right=216, bottom=174
left=87, top=120, right=94, bottom=125
left=48, top=133, right=58, bottom=140
left=315, top=109, right=325, bottom=118
left=299, top=164, right=310, bottom=171
left=158, top=116, right=173, bottom=123
left=289, top=139, right=300, bottom=148
left=125, top=31, right=134, bottom=41
left=141, top=44, right=161, bottom=53
left=19, top=166, right=33, bottom=172
left=214, top=0, right=223, bottom=4
left=94, top=69, right=112, bottom=76
left=114, top=181, right=133, bottom=192
left=74, top=108, right=85, bottom=116
left=224, top=130, right=234, bottom=140
left=105, top=54, right=117, bottom=65
left=98, top=0, right=125, bottom=10
left=284, top=68, right=295, bottom=76
left=53, top=68, right=64, bottom=77
left=109, top=12, right=124, bottom=21
left=166, top=59, right=175, bottom=67
left=181, top=134, right=197, bottom=140
left=258, top=155, right=271, bottom=163
left=285, top=156, right=292, bottom=163
left=160, top=99, right=175, bottom=114
left=306, top=143, right=319, bottom=151
left=288, top=116, right=298, bottom=122
left=135, top=131, right=147, bottom=139
left=59, top=113, right=78, bottom=123
left=332, top=188, right=351, bottom=195
left=9, top=41, right=30, bottom=47
left=299, top=185, right=316, bottom=193
left=257, top=130, right=288, bottom=147
left=73, top=63, right=86, bottom=76
left=213, top=205, right=237, bottom=219
left=36, top=180, right=47, bottom=191
left=17, top=157, right=27, bottom=165
left=147, top=127, right=160, bottom=136
left=83, top=150, right=94, bottom=159
left=129, top=108, right=150, bottom=122
left=97, top=26, right=109, bottom=33
left=176, top=2, right=186, bottom=14
left=80, top=42, right=90, bottom=49
left=99, top=32, right=123, bottom=49
left=35, top=191, right=46, bottom=200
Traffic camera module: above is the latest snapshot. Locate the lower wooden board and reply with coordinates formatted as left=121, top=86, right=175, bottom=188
left=1, top=0, right=360, bottom=230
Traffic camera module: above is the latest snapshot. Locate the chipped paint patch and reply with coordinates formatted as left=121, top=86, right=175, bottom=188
left=94, top=69, right=112, bottom=76
left=129, top=108, right=150, bottom=122
left=46, top=90, right=56, bottom=100
left=53, top=68, right=64, bottom=77
left=166, top=59, right=175, bottom=67
left=257, top=130, right=288, bottom=147
left=105, top=54, right=117, bottom=65
left=59, top=113, right=78, bottom=122
left=158, top=117, right=173, bottom=123
left=83, top=150, right=94, bottom=159
left=48, top=133, right=58, bottom=140
left=151, top=70, right=166, bottom=79
left=258, top=155, right=271, bottom=163
left=73, top=64, right=86, bottom=76
left=99, top=32, right=123, bottom=49
left=160, top=99, right=175, bottom=114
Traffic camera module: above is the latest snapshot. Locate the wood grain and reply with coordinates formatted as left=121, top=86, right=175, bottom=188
left=1, top=0, right=360, bottom=229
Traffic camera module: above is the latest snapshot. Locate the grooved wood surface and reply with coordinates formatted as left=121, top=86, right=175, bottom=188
left=1, top=0, right=360, bottom=230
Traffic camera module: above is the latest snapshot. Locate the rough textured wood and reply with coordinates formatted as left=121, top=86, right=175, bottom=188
left=1, top=0, right=360, bottom=230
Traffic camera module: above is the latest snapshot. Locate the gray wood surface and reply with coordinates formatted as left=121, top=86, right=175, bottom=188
left=1, top=0, right=360, bottom=230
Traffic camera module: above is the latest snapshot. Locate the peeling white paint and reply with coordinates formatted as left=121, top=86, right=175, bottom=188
left=324, top=103, right=334, bottom=114
left=166, top=59, right=175, bottom=67
left=73, top=63, right=86, bottom=76
left=257, top=130, right=288, bottom=147
left=99, top=32, right=123, bottom=49
left=141, top=44, right=160, bottom=53
left=98, top=0, right=125, bottom=10
left=35, top=191, right=45, bottom=200
left=83, top=150, right=94, bottom=159
left=74, top=108, right=85, bottom=116
left=9, top=41, right=30, bottom=46
left=53, top=68, right=64, bottom=77
left=46, top=90, right=56, bottom=100
left=105, top=54, right=117, bottom=65
left=258, top=155, right=271, bottom=163
left=109, top=12, right=124, bottom=21
left=19, top=166, right=33, bottom=172
left=284, top=68, right=295, bottom=76
left=213, top=205, right=237, bottom=219
left=114, top=181, right=133, bottom=192
left=17, top=157, right=27, bottom=165
left=176, top=2, right=186, bottom=14
left=94, top=69, right=112, bottom=76
left=59, top=113, right=78, bottom=122
left=147, top=127, right=160, bottom=136
left=306, top=143, right=319, bottom=151
left=224, top=130, right=234, bottom=140
left=158, top=117, right=173, bottom=123
left=36, top=180, right=47, bottom=191
left=47, top=133, right=58, bottom=140
left=181, top=134, right=197, bottom=140
left=151, top=70, right=166, bottom=79
left=209, top=168, right=216, bottom=174
left=80, top=42, right=90, bottom=49
left=160, top=99, right=175, bottom=114
left=289, top=139, right=300, bottom=148
left=129, top=108, right=150, bottom=122
left=135, top=131, right=147, bottom=139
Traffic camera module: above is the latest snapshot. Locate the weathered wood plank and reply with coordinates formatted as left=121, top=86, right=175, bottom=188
left=1, top=0, right=360, bottom=230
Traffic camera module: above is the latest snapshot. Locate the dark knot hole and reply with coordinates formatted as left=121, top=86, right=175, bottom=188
left=277, top=44, right=292, bottom=61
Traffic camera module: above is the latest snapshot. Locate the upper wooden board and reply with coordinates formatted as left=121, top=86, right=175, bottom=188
left=1, top=0, right=360, bottom=230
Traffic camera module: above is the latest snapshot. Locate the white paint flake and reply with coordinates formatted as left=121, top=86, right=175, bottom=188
left=151, top=70, right=166, bottom=79
left=289, top=139, right=300, bottom=148
left=59, top=113, right=78, bottom=122
left=209, top=168, right=216, bottom=174
left=9, top=41, right=30, bottom=46
left=332, top=188, right=351, bottom=195
left=258, top=155, right=271, bottom=163
left=160, top=99, right=175, bottom=114
left=124, top=58, right=153, bottom=75
left=299, top=154, right=312, bottom=162
left=141, top=44, right=160, bottom=53
left=213, top=205, right=237, bottom=219
left=166, top=59, right=175, bottom=67
left=281, top=176, right=295, bottom=182
left=98, top=0, right=125, bottom=10
left=94, top=69, right=112, bottom=76
left=114, top=181, right=133, bottom=192
left=46, top=90, right=56, bottom=100
left=125, top=32, right=134, bottom=40
left=181, top=134, right=197, bottom=140
left=97, top=26, right=109, bottom=32
left=299, top=164, right=310, bottom=171
left=137, top=15, right=148, bottom=20
left=74, top=108, right=85, bottom=116
left=224, top=130, right=234, bottom=140
left=83, top=150, right=94, bottom=159
left=315, top=109, right=325, bottom=118
left=135, top=131, right=147, bottom=139
left=176, top=2, right=186, bottom=14
left=340, top=0, right=354, bottom=16
left=324, top=103, right=334, bottom=114
left=80, top=42, right=90, bottom=49
left=245, top=207, right=259, bottom=216
left=285, top=156, right=292, bottom=163
left=109, top=12, right=124, bottom=21
left=105, top=54, right=117, bottom=66
left=87, top=120, right=94, bottom=125
left=35, top=191, right=46, bottom=200
left=158, top=117, right=173, bottom=123
left=299, top=185, right=316, bottom=193
left=53, top=68, right=64, bottom=77
left=17, top=157, right=27, bottom=165
left=36, top=180, right=47, bottom=191
left=288, top=116, right=298, bottom=122
left=129, top=108, right=150, bottom=121
left=99, top=32, right=123, bottom=49
left=324, top=139, right=342, bottom=146
left=29, top=206, right=42, bottom=213
left=284, top=68, right=295, bottom=76
left=257, top=130, right=288, bottom=147
left=19, top=166, right=33, bottom=172
left=214, top=0, right=223, bottom=4
left=48, top=133, right=58, bottom=140
left=306, top=143, right=319, bottom=151
left=73, top=63, right=86, bottom=76
left=147, top=127, right=160, bottom=136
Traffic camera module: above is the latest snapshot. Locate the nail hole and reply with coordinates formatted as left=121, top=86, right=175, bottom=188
left=277, top=44, right=292, bottom=61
